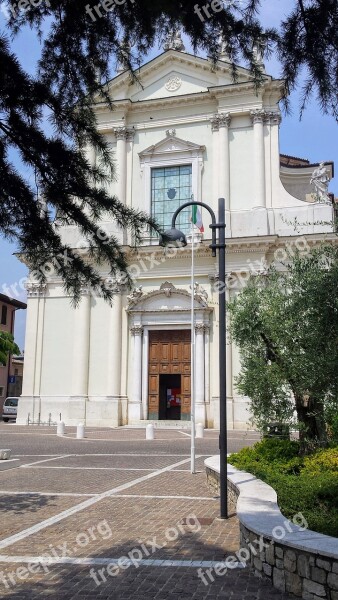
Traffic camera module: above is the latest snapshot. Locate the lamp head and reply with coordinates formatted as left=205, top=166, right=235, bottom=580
left=159, top=228, right=188, bottom=248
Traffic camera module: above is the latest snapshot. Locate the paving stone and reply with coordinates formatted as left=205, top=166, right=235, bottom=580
left=0, top=426, right=297, bottom=599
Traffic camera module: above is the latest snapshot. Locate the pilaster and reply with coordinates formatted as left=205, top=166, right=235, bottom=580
left=71, top=286, right=91, bottom=399
left=250, top=109, right=266, bottom=209
left=129, top=325, right=143, bottom=421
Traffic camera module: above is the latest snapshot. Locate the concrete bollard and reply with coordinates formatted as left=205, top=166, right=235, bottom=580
left=196, top=423, right=204, bottom=439
left=146, top=423, right=155, bottom=440
left=77, top=423, right=85, bottom=439
left=57, top=421, right=65, bottom=437
left=0, top=449, right=12, bottom=460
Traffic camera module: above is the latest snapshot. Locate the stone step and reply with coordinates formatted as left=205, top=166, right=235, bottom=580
left=126, top=420, right=192, bottom=429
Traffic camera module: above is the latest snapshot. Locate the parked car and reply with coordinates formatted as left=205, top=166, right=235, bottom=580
left=2, top=397, right=19, bottom=422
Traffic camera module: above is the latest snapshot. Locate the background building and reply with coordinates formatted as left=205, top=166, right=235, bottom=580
left=0, top=294, right=26, bottom=412
left=17, top=43, right=335, bottom=429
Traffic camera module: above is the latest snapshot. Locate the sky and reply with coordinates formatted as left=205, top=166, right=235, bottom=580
left=1, top=0, right=337, bottom=350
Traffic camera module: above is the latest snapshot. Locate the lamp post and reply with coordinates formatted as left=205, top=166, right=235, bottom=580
left=159, top=197, right=228, bottom=519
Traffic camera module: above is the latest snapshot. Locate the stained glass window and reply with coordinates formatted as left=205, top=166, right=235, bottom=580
left=151, top=165, right=192, bottom=234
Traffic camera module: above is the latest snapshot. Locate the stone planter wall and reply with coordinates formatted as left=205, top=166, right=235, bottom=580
left=205, top=457, right=338, bottom=600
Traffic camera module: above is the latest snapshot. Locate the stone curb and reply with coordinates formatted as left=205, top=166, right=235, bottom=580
left=205, top=456, right=338, bottom=599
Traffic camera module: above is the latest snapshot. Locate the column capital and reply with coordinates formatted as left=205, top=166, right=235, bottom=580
left=130, top=325, right=144, bottom=336
left=103, top=277, right=125, bottom=294
left=218, top=112, right=232, bottom=128
left=250, top=109, right=266, bottom=125
left=203, top=324, right=210, bottom=334
left=25, top=281, right=47, bottom=298
left=264, top=111, right=282, bottom=126
left=114, top=127, right=129, bottom=140
left=126, top=128, right=136, bottom=142
left=211, top=113, right=232, bottom=130
left=210, top=115, right=220, bottom=132
left=195, top=323, right=205, bottom=333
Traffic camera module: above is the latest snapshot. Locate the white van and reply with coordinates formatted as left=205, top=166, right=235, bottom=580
left=2, top=397, right=19, bottom=422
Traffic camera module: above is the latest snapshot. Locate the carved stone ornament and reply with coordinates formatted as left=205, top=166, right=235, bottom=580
left=192, top=282, right=208, bottom=307
left=208, top=272, right=219, bottom=283
left=264, top=111, right=282, bottom=126
left=218, top=34, right=231, bottom=62
left=127, top=286, right=144, bottom=305
left=130, top=325, right=143, bottom=336
left=126, top=128, right=136, bottom=142
left=25, top=281, right=47, bottom=298
left=195, top=323, right=205, bottom=333
left=166, top=129, right=176, bottom=138
left=218, top=113, right=232, bottom=128
left=163, top=30, right=185, bottom=53
left=310, top=162, right=332, bottom=204
left=114, top=126, right=128, bottom=140
left=165, top=76, right=182, bottom=92
left=210, top=115, right=220, bottom=132
left=210, top=113, right=231, bottom=131
left=103, top=278, right=121, bottom=294
left=114, top=127, right=135, bottom=141
left=252, top=38, right=266, bottom=71
left=160, top=281, right=177, bottom=297
left=250, top=109, right=266, bottom=125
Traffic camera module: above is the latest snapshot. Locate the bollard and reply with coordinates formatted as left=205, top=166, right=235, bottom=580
left=146, top=423, right=155, bottom=440
left=0, top=449, right=12, bottom=460
left=196, top=423, right=204, bottom=439
left=57, top=421, right=65, bottom=436
left=77, top=423, right=85, bottom=439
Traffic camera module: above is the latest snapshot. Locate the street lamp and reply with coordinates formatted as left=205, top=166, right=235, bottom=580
left=159, top=197, right=228, bottom=519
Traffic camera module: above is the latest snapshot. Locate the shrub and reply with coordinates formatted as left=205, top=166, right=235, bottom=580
left=303, top=448, right=338, bottom=475
left=229, top=440, right=338, bottom=537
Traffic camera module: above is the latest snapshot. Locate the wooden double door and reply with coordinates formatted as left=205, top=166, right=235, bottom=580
left=148, top=330, right=191, bottom=421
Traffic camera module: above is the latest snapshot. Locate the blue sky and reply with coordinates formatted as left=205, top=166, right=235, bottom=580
left=1, top=0, right=337, bottom=350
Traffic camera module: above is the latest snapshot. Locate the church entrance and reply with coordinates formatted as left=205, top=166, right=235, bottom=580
left=159, top=374, right=181, bottom=420
left=148, top=330, right=191, bottom=421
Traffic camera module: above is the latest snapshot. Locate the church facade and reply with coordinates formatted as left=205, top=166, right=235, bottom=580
left=17, top=45, right=334, bottom=429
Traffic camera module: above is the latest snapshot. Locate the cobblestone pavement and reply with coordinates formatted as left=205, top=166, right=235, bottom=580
left=0, top=425, right=293, bottom=599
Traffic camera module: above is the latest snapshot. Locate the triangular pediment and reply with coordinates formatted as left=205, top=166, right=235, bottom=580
left=139, top=135, right=205, bottom=159
left=127, top=282, right=209, bottom=312
left=105, top=50, right=266, bottom=102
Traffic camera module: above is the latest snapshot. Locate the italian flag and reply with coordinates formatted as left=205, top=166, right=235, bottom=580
left=191, top=205, right=204, bottom=233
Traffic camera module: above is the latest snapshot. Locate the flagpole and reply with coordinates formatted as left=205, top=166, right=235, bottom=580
left=191, top=203, right=196, bottom=475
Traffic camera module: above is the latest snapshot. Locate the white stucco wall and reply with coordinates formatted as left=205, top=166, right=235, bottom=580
left=18, top=49, right=335, bottom=430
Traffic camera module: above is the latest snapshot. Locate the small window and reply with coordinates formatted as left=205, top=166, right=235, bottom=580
left=0, top=387, right=4, bottom=397
left=1, top=305, right=7, bottom=326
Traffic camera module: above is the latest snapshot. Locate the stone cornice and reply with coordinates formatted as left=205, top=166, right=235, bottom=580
left=94, top=80, right=284, bottom=124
